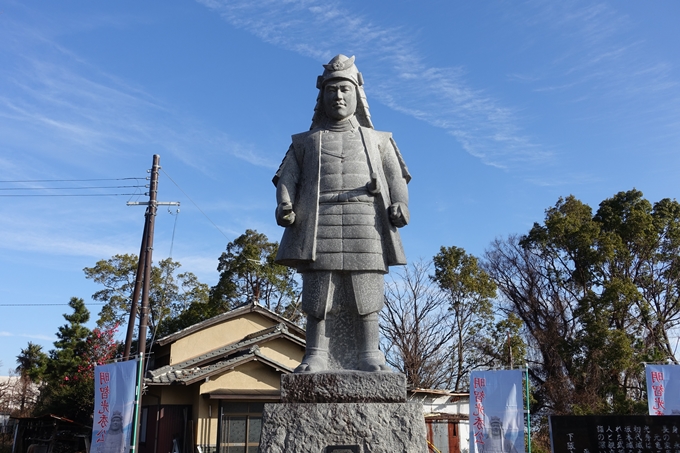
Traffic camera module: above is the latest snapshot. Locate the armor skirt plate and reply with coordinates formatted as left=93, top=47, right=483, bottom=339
left=301, top=200, right=387, bottom=272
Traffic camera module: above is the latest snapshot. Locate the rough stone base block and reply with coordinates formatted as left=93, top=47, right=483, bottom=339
left=258, top=402, right=428, bottom=453
left=281, top=371, right=406, bottom=403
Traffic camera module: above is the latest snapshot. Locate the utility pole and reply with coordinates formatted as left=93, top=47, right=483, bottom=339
left=137, top=153, right=158, bottom=367
left=123, top=154, right=180, bottom=359
left=122, top=155, right=178, bottom=453
left=123, top=219, right=147, bottom=360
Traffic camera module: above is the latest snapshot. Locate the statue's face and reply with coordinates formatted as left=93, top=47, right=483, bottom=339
left=110, top=416, right=123, bottom=432
left=323, top=79, right=357, bottom=121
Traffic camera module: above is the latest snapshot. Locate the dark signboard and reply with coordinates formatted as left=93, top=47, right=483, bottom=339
left=550, top=415, right=680, bottom=453
left=325, top=447, right=360, bottom=453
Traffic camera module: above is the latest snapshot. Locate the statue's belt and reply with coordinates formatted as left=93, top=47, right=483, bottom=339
left=319, top=190, right=374, bottom=203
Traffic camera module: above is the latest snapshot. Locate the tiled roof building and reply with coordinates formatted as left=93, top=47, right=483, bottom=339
left=140, top=302, right=305, bottom=453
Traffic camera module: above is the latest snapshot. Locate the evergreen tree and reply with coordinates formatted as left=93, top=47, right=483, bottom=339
left=16, top=342, right=47, bottom=384
left=211, top=229, right=301, bottom=320
left=14, top=343, right=47, bottom=416
left=38, top=298, right=93, bottom=423
left=484, top=189, right=679, bottom=416
left=84, top=254, right=209, bottom=340
left=432, top=246, right=498, bottom=390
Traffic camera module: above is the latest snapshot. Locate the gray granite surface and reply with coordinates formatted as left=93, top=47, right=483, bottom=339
left=281, top=371, right=407, bottom=403
left=258, top=402, right=428, bottom=453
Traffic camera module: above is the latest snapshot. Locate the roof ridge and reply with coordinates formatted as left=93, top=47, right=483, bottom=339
left=146, top=348, right=295, bottom=385
left=150, top=324, right=304, bottom=376
left=156, top=302, right=305, bottom=346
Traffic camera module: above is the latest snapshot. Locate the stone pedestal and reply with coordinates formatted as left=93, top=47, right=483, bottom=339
left=259, top=372, right=428, bottom=453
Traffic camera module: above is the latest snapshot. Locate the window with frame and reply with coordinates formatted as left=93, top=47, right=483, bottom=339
left=218, top=402, right=264, bottom=453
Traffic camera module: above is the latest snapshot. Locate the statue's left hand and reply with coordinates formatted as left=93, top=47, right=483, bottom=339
left=276, top=202, right=296, bottom=227
left=389, top=202, right=409, bottom=228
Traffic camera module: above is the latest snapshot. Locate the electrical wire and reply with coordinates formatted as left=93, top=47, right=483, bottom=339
left=0, top=193, right=145, bottom=197
left=0, top=177, right=146, bottom=183
left=168, top=208, right=180, bottom=258
left=0, top=185, right=146, bottom=190
left=0, top=177, right=147, bottom=197
left=145, top=207, right=181, bottom=373
left=160, top=168, right=230, bottom=240
left=0, top=175, right=147, bottom=307
left=0, top=303, right=106, bottom=306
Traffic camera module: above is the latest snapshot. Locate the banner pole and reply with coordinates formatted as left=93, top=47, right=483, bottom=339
left=526, top=364, right=531, bottom=453
left=130, top=356, right=143, bottom=453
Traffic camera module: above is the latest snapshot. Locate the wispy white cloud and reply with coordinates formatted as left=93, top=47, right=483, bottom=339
left=0, top=332, right=55, bottom=342
left=197, top=0, right=549, bottom=170
left=525, top=172, right=603, bottom=188
left=0, top=227, right=133, bottom=259
left=511, top=0, right=679, bottom=103
left=0, top=15, right=282, bottom=267
left=495, top=0, right=680, bottom=188
left=0, top=21, right=276, bottom=175
left=0, top=198, right=139, bottom=257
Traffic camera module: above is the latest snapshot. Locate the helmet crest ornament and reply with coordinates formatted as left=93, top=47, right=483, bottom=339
left=324, top=55, right=355, bottom=72
left=316, top=54, right=363, bottom=89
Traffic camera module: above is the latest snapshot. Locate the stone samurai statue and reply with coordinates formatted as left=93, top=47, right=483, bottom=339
left=273, top=54, right=410, bottom=373
left=100, top=410, right=126, bottom=453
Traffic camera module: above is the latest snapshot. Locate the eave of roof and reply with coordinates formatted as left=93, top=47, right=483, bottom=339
left=146, top=347, right=295, bottom=386
left=148, top=323, right=303, bottom=380
left=204, top=389, right=280, bottom=400
left=156, top=302, right=305, bottom=346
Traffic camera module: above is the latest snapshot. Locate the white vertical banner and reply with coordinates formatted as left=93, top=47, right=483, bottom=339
left=470, top=369, right=525, bottom=453
left=646, top=364, right=680, bottom=415
left=91, top=360, right=138, bottom=453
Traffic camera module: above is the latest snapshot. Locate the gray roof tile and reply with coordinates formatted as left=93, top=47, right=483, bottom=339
left=146, top=325, right=302, bottom=385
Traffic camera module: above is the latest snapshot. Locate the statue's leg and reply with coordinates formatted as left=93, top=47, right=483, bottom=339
left=351, top=272, right=390, bottom=372
left=295, top=271, right=333, bottom=373
left=356, top=312, right=389, bottom=372
left=294, top=314, right=329, bottom=373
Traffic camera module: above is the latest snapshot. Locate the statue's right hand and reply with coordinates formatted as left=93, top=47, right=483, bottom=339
left=276, top=202, right=296, bottom=227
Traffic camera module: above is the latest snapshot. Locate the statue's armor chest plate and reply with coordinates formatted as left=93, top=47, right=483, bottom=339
left=318, top=130, right=371, bottom=200
left=298, top=129, right=386, bottom=272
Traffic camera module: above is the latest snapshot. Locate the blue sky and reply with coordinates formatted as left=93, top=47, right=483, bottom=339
left=1, top=0, right=680, bottom=372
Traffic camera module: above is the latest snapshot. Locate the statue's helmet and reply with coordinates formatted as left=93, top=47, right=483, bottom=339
left=311, top=54, right=373, bottom=129
left=109, top=410, right=124, bottom=432
left=316, top=54, right=364, bottom=89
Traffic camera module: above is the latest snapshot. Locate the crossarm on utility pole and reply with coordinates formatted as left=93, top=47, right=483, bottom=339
left=126, top=201, right=180, bottom=206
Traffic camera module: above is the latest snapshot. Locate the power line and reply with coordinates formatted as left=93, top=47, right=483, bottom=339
left=0, top=303, right=106, bottom=306
left=0, top=193, right=145, bottom=197
left=168, top=207, right=180, bottom=258
left=0, top=177, right=146, bottom=183
left=160, top=168, right=230, bottom=240
left=0, top=185, right=146, bottom=190
left=0, top=176, right=148, bottom=197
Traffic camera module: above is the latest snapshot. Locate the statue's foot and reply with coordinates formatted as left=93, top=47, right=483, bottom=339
left=294, top=353, right=328, bottom=373
left=358, top=354, right=390, bottom=372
